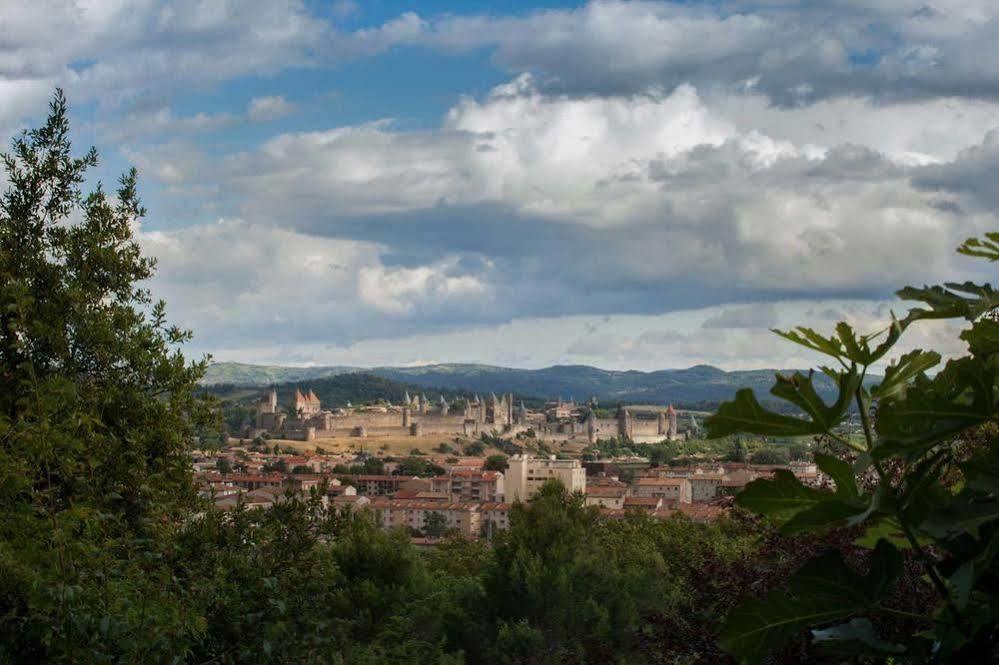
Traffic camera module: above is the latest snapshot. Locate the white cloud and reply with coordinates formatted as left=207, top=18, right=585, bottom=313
left=139, top=219, right=497, bottom=348
left=247, top=95, right=296, bottom=122
left=358, top=261, right=487, bottom=315
left=6, top=1, right=998, bottom=369
left=208, top=76, right=993, bottom=303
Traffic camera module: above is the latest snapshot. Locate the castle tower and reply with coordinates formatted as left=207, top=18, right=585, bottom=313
left=439, top=395, right=449, bottom=416
left=402, top=405, right=411, bottom=428
left=587, top=410, right=597, bottom=444
left=617, top=405, right=632, bottom=440
left=666, top=404, right=678, bottom=440
left=404, top=391, right=411, bottom=405
left=255, top=387, right=279, bottom=429
left=657, top=411, right=667, bottom=436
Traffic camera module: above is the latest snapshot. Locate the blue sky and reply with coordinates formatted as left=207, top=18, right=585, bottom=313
left=3, top=1, right=998, bottom=370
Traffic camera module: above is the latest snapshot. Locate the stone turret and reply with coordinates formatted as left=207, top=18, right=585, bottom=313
left=617, top=404, right=632, bottom=439
left=666, top=404, right=678, bottom=440
left=402, top=405, right=411, bottom=427
left=439, top=395, right=449, bottom=416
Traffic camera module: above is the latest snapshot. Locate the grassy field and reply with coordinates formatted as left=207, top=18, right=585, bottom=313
left=241, top=434, right=511, bottom=457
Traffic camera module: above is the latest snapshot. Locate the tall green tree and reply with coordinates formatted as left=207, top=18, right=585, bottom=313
left=0, top=90, right=211, bottom=660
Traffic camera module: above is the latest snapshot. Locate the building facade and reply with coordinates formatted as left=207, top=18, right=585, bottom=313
left=505, top=454, right=586, bottom=502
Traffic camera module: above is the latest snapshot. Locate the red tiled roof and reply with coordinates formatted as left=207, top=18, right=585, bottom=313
left=635, top=477, right=686, bottom=486
left=586, top=486, right=627, bottom=498
left=624, top=496, right=661, bottom=506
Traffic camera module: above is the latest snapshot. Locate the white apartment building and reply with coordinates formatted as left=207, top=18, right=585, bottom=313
left=505, top=454, right=586, bottom=502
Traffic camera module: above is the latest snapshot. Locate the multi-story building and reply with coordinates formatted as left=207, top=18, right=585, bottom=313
left=479, top=502, right=512, bottom=536
left=689, top=475, right=725, bottom=502
left=632, top=477, right=692, bottom=504
left=584, top=485, right=627, bottom=509
left=366, top=499, right=482, bottom=538
left=431, top=470, right=504, bottom=502
left=342, top=474, right=419, bottom=496
left=505, top=454, right=586, bottom=502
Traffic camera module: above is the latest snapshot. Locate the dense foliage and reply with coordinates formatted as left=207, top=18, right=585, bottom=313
left=707, top=234, right=999, bottom=661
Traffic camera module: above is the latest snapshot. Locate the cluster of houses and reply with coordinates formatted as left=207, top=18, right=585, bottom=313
left=192, top=448, right=820, bottom=542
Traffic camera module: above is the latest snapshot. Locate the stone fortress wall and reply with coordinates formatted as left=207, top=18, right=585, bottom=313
left=246, top=388, right=684, bottom=445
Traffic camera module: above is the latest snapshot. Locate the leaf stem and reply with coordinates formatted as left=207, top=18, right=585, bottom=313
left=874, top=605, right=945, bottom=624
left=855, top=387, right=968, bottom=636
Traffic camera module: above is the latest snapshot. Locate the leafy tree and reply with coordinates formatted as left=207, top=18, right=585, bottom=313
left=395, top=457, right=445, bottom=477
left=708, top=233, right=999, bottom=662
left=263, top=458, right=288, bottom=473
left=788, top=442, right=811, bottom=461
left=483, top=454, right=509, bottom=472
left=726, top=440, right=748, bottom=462
left=0, top=90, right=211, bottom=660
left=216, top=457, right=233, bottom=473
left=424, top=512, right=448, bottom=538
left=749, top=448, right=788, bottom=465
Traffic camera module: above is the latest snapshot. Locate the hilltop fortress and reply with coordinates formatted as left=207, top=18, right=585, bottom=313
left=247, top=388, right=687, bottom=445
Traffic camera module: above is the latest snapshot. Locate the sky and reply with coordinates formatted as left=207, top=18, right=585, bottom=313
left=2, top=0, right=997, bottom=371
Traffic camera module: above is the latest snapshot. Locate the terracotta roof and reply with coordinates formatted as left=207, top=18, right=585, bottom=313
left=441, top=470, right=503, bottom=480
left=635, top=477, right=686, bottom=486
left=624, top=496, right=662, bottom=507
left=586, top=486, right=627, bottom=498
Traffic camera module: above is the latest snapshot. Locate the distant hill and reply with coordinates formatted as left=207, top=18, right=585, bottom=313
left=202, top=361, right=875, bottom=408
left=204, top=373, right=474, bottom=409
left=199, top=362, right=360, bottom=386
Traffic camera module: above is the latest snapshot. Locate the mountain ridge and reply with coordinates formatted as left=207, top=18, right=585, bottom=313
left=202, top=361, right=871, bottom=407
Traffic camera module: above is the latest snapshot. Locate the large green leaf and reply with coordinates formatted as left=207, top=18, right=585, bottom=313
left=735, top=469, right=865, bottom=533
left=719, top=540, right=902, bottom=663
left=706, top=389, right=826, bottom=438
left=770, top=368, right=860, bottom=431
left=707, top=369, right=858, bottom=439
left=923, top=500, right=999, bottom=538
left=960, top=318, right=999, bottom=358
left=814, top=452, right=859, bottom=501
left=775, top=324, right=899, bottom=366
left=957, top=233, right=999, bottom=262
left=871, top=349, right=941, bottom=401
left=897, top=281, right=999, bottom=324
left=781, top=499, right=868, bottom=534
left=734, top=470, right=825, bottom=522
left=811, top=618, right=905, bottom=656
left=875, top=356, right=999, bottom=460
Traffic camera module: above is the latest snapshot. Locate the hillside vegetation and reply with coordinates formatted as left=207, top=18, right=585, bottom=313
left=204, top=361, right=880, bottom=408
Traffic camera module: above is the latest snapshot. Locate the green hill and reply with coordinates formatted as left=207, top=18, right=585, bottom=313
left=202, top=361, right=877, bottom=409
